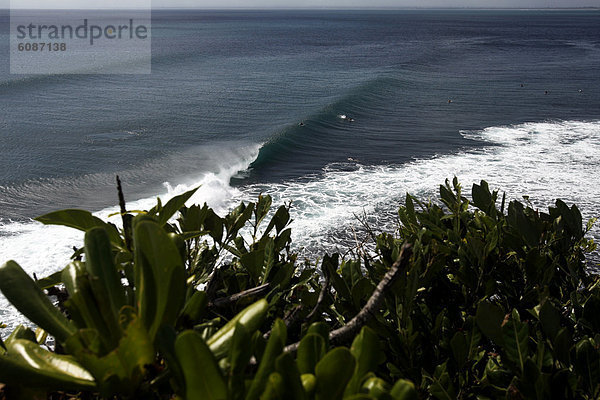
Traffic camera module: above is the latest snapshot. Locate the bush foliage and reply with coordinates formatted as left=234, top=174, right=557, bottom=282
left=0, top=178, right=597, bottom=399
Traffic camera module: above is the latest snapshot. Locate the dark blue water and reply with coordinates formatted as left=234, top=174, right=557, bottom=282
left=1, top=10, right=598, bottom=220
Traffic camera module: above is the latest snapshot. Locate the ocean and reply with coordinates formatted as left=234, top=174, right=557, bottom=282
left=0, top=9, right=599, bottom=331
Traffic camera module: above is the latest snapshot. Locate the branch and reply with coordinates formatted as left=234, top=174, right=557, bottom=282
left=305, top=272, right=331, bottom=321
left=208, top=283, right=271, bottom=308
left=284, top=243, right=412, bottom=353
left=116, top=175, right=132, bottom=251
left=263, top=304, right=303, bottom=340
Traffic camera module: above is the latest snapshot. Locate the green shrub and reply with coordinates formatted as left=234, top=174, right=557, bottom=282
left=0, top=179, right=597, bottom=399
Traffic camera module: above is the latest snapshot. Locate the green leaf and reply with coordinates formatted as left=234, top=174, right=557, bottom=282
left=472, top=180, right=496, bottom=215
left=575, top=338, right=600, bottom=394
left=539, top=300, right=561, bottom=341
left=274, top=228, right=292, bottom=252
left=204, top=208, right=224, bottom=243
left=156, top=187, right=199, bottom=226
left=390, top=379, right=418, bottom=400
left=35, top=209, right=121, bottom=245
left=507, top=201, right=541, bottom=248
left=554, top=328, right=571, bottom=365
left=0, top=261, right=76, bottom=343
left=555, top=199, right=583, bottom=240
left=301, top=373, right=316, bottom=395
left=61, top=261, right=119, bottom=351
left=0, top=339, right=96, bottom=391
left=254, top=194, right=273, bottom=229
left=275, top=352, right=306, bottom=400
left=450, top=331, right=468, bottom=368
left=439, top=181, right=458, bottom=210
left=240, top=248, right=265, bottom=284
left=175, top=330, right=227, bottom=400
left=341, top=260, right=363, bottom=288
left=227, top=323, right=252, bottom=400
left=64, top=307, right=154, bottom=397
left=401, top=193, right=418, bottom=226
left=466, top=319, right=482, bottom=361
left=5, top=325, right=37, bottom=346
left=362, top=377, right=391, bottom=399
left=246, top=319, right=287, bottom=400
left=156, top=326, right=185, bottom=396
left=322, top=254, right=351, bottom=303
left=501, top=309, right=529, bottom=373
left=297, top=333, right=326, bottom=374
left=265, top=205, right=290, bottom=235
left=251, top=331, right=267, bottom=365
left=179, top=290, right=208, bottom=326
left=207, top=299, right=268, bottom=360
left=427, top=362, right=455, bottom=400
left=346, top=327, right=382, bottom=395
left=260, top=372, right=285, bottom=400
left=229, top=323, right=252, bottom=374
left=34, top=270, right=63, bottom=290
left=315, top=347, right=356, bottom=400
left=262, top=238, right=276, bottom=284
left=134, top=219, right=186, bottom=341
left=225, top=202, right=254, bottom=239
left=344, top=395, right=377, bottom=400
left=84, top=228, right=127, bottom=321
left=476, top=301, right=504, bottom=345
left=307, top=322, right=330, bottom=350
left=522, top=357, right=540, bottom=395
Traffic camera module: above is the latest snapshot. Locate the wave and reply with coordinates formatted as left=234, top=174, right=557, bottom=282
left=0, top=142, right=260, bottom=221
left=249, top=75, right=404, bottom=172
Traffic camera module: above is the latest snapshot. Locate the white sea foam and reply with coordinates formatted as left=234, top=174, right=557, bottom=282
left=1, top=120, right=599, bottom=332
left=232, top=120, right=600, bottom=255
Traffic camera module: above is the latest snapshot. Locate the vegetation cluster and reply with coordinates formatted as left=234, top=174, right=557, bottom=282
left=0, top=178, right=598, bottom=399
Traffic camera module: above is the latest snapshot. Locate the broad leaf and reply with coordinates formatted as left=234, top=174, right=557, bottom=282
left=156, top=187, right=199, bottom=226
left=315, top=347, right=356, bottom=400
left=501, top=309, right=529, bottom=373
left=35, top=209, right=121, bottom=244
left=134, top=219, right=186, bottom=341
left=390, top=379, right=418, bottom=400
left=346, top=326, right=382, bottom=395
left=275, top=352, right=306, bottom=400
left=0, top=339, right=95, bottom=391
left=476, top=301, right=504, bottom=345
left=175, top=330, right=227, bottom=400
left=246, top=319, right=287, bottom=400
left=207, top=299, right=268, bottom=360
left=0, top=261, right=75, bottom=343
left=297, top=333, right=326, bottom=375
